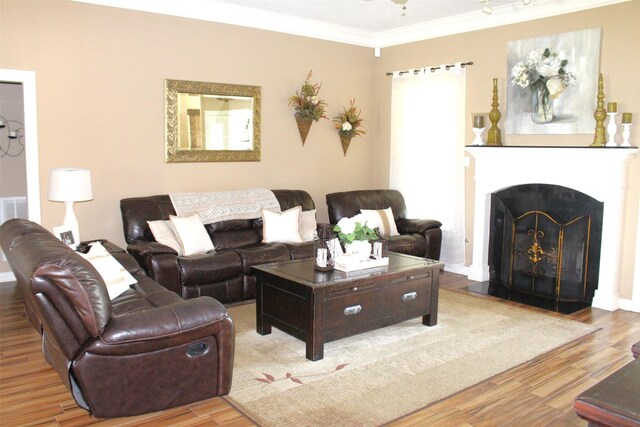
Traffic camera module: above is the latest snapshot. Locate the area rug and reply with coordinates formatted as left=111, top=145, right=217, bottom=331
left=225, top=290, right=596, bottom=427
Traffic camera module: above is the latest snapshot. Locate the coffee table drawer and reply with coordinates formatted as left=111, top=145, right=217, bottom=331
left=325, top=286, right=381, bottom=334
left=386, top=273, right=432, bottom=314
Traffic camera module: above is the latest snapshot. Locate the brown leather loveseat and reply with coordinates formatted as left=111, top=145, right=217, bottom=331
left=326, top=189, right=442, bottom=260
left=0, top=218, right=234, bottom=418
left=120, top=189, right=317, bottom=303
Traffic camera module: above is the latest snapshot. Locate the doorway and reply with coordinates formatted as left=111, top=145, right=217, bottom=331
left=0, top=69, right=40, bottom=282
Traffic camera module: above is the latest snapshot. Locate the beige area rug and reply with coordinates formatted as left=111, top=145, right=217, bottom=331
left=225, top=290, right=596, bottom=427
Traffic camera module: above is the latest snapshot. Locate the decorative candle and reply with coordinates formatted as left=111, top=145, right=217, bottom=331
left=622, top=112, right=632, bottom=124
left=607, top=102, right=617, bottom=113
left=473, top=115, right=485, bottom=128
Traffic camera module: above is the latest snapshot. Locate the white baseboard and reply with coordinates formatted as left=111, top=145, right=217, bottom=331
left=443, top=264, right=469, bottom=276
left=618, top=298, right=640, bottom=313
left=0, top=271, right=16, bottom=283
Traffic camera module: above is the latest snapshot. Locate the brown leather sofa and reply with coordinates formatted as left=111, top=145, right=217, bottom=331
left=326, top=189, right=442, bottom=260
left=120, top=189, right=316, bottom=303
left=0, top=218, right=234, bottom=418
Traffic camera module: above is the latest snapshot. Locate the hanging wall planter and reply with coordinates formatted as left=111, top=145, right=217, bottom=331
left=295, top=117, right=313, bottom=146
left=339, top=133, right=352, bottom=156
left=288, top=70, right=327, bottom=146
left=333, top=99, right=365, bottom=156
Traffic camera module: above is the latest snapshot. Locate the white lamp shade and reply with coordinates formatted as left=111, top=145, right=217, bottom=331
left=48, top=168, right=93, bottom=202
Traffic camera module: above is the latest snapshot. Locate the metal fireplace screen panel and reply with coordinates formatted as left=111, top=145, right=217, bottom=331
left=489, top=184, right=603, bottom=305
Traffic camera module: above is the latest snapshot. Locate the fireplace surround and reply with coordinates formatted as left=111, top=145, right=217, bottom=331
left=466, top=146, right=638, bottom=311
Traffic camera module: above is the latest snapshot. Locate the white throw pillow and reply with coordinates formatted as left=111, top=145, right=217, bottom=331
left=147, top=220, right=182, bottom=255
left=170, top=214, right=215, bottom=256
left=79, top=242, right=137, bottom=300
left=262, top=206, right=303, bottom=243
left=360, top=207, right=400, bottom=237
left=298, top=209, right=317, bottom=242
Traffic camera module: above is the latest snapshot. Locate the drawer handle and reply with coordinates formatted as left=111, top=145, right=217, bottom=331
left=402, top=292, right=417, bottom=302
left=344, top=305, right=362, bottom=316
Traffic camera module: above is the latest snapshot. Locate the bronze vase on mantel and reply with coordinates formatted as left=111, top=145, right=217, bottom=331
left=339, top=133, right=352, bottom=156
left=295, top=116, right=313, bottom=146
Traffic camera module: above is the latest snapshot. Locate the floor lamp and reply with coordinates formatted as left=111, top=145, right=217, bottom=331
left=47, top=168, right=93, bottom=248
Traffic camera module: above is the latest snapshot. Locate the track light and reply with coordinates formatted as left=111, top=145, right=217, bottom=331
left=482, top=0, right=492, bottom=15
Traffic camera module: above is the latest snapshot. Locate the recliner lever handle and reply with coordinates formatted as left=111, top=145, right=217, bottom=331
left=187, top=341, right=208, bottom=356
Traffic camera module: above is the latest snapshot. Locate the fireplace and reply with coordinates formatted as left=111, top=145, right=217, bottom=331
left=485, top=183, right=603, bottom=312
left=466, top=146, right=638, bottom=312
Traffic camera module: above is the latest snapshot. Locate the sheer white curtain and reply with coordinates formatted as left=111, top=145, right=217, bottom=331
left=390, top=66, right=466, bottom=271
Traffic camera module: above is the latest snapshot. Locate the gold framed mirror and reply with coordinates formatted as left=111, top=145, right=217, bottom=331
left=165, top=79, right=261, bottom=162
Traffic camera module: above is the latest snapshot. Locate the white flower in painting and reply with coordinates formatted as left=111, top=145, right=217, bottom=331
left=511, top=62, right=530, bottom=88
left=536, top=53, right=563, bottom=77
left=546, top=76, right=565, bottom=99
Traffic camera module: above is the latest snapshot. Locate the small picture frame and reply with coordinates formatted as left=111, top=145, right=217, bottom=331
left=53, top=226, right=76, bottom=247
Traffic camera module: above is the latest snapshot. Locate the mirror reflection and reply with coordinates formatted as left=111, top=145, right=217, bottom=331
left=166, top=80, right=261, bottom=162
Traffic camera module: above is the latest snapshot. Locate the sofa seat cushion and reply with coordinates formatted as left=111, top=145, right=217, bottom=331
left=177, top=251, right=242, bottom=286
left=111, top=275, right=182, bottom=315
left=384, top=234, right=427, bottom=258
left=234, top=244, right=290, bottom=274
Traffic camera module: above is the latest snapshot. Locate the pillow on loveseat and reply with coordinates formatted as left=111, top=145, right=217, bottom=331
left=361, top=207, right=400, bottom=237
left=147, top=220, right=182, bottom=254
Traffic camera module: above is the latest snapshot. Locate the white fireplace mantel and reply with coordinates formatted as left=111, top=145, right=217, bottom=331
left=466, top=146, right=639, bottom=311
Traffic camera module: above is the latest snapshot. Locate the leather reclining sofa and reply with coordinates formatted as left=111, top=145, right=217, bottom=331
left=120, top=189, right=316, bottom=304
left=0, top=218, right=234, bottom=418
left=326, top=189, right=442, bottom=261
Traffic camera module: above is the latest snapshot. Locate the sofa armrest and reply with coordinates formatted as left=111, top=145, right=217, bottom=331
left=100, top=297, right=229, bottom=345
left=127, top=241, right=181, bottom=294
left=396, top=218, right=442, bottom=234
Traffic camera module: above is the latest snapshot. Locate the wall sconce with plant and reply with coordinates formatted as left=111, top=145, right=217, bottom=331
left=333, top=99, right=365, bottom=156
left=288, top=70, right=327, bottom=145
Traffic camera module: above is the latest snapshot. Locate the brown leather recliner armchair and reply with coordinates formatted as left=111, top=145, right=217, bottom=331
left=326, top=189, right=442, bottom=260
left=0, top=218, right=234, bottom=418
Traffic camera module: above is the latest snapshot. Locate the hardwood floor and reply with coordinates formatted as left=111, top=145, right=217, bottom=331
left=1, top=272, right=638, bottom=426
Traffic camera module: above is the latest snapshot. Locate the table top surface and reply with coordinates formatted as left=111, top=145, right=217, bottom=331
left=252, top=252, right=441, bottom=288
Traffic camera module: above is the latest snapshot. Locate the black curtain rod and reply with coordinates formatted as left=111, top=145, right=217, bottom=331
left=386, top=61, right=473, bottom=76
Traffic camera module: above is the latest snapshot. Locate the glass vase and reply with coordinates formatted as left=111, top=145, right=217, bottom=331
left=531, top=87, right=553, bottom=124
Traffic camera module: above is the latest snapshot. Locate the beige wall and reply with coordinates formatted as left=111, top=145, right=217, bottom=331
left=375, top=1, right=640, bottom=299
left=0, top=0, right=378, bottom=246
left=1, top=1, right=638, bottom=298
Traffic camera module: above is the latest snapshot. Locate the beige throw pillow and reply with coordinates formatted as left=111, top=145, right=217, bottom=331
left=148, top=220, right=182, bottom=255
left=298, top=209, right=317, bottom=242
left=360, top=207, right=400, bottom=237
left=262, top=206, right=303, bottom=243
left=170, top=213, right=215, bottom=256
left=79, top=242, right=137, bottom=300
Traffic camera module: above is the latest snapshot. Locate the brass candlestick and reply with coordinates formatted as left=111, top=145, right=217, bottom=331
left=487, top=78, right=502, bottom=146
left=591, top=73, right=607, bottom=147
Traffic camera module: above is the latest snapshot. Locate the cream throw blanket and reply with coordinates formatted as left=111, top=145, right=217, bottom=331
left=169, top=188, right=280, bottom=224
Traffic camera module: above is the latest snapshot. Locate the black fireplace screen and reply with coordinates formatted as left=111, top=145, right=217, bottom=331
left=489, top=184, right=603, bottom=305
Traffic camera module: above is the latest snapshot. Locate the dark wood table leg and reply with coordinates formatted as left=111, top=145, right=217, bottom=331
left=423, top=266, right=440, bottom=326
left=306, top=289, right=325, bottom=361
left=255, top=274, right=272, bottom=335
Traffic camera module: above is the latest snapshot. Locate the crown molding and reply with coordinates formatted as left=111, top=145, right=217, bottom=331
left=72, top=0, right=631, bottom=48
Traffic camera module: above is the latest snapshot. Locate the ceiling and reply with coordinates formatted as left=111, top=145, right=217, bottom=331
left=74, top=0, right=627, bottom=47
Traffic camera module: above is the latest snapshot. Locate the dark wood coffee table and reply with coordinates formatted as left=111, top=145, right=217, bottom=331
left=252, top=253, right=441, bottom=361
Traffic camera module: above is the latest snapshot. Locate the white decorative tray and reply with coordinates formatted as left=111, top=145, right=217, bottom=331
left=334, top=255, right=389, bottom=272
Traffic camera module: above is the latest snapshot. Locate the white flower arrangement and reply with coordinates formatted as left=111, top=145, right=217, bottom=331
left=511, top=48, right=577, bottom=99
left=333, top=214, right=378, bottom=245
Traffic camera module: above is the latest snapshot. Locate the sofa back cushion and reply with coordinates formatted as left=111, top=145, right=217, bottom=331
left=1, top=219, right=112, bottom=337
left=326, top=189, right=408, bottom=225
left=121, top=190, right=316, bottom=250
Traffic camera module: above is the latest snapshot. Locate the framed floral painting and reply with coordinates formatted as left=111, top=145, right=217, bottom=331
left=506, top=28, right=602, bottom=134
